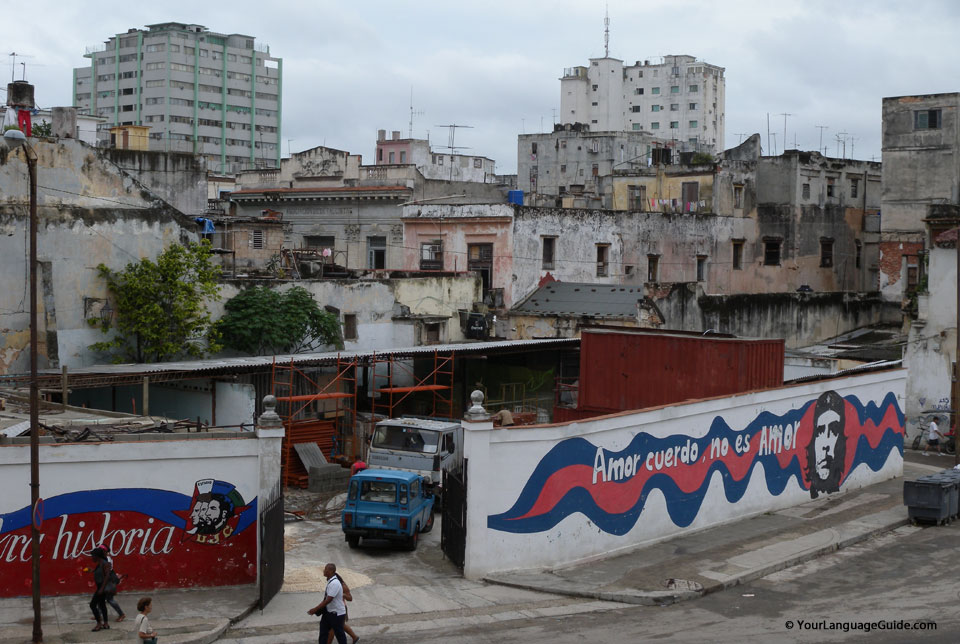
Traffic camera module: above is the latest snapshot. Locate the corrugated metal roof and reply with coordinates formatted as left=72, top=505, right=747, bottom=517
left=33, top=338, right=580, bottom=378
left=513, top=282, right=642, bottom=317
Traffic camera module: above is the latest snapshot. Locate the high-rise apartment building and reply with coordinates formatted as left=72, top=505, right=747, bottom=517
left=560, top=54, right=725, bottom=151
left=73, top=22, right=281, bottom=173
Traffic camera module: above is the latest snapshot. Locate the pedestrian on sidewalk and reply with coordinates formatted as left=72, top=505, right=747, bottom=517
left=88, top=547, right=111, bottom=632
left=96, top=542, right=126, bottom=622
left=308, top=563, right=348, bottom=644
left=327, top=571, right=360, bottom=644
left=135, top=597, right=159, bottom=643
left=924, top=416, right=944, bottom=456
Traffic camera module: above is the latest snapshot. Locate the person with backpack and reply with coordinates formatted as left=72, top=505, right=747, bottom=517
left=96, top=543, right=126, bottom=622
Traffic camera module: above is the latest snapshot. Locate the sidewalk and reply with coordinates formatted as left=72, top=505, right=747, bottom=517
left=484, top=460, right=940, bottom=606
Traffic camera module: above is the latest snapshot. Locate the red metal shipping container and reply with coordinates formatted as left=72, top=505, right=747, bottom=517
left=577, top=328, right=784, bottom=413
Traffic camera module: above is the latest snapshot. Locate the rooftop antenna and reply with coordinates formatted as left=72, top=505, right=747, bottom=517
left=408, top=87, right=424, bottom=139
left=604, top=4, right=610, bottom=57
left=779, top=113, right=792, bottom=150
left=734, top=132, right=747, bottom=144
left=837, top=131, right=849, bottom=158
left=8, top=52, right=34, bottom=83
left=815, top=125, right=829, bottom=154
left=435, top=123, right=473, bottom=181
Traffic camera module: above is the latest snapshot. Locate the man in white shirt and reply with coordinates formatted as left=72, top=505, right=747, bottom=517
left=925, top=417, right=944, bottom=456
left=307, top=563, right=347, bottom=644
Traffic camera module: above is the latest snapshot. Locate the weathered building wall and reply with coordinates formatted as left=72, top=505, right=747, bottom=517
left=880, top=93, right=960, bottom=302
left=463, top=369, right=905, bottom=578
left=651, top=285, right=894, bottom=349
left=101, top=148, right=207, bottom=216
left=611, top=166, right=716, bottom=213
left=0, top=139, right=196, bottom=374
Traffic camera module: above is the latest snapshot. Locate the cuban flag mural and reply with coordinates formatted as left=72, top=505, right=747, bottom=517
left=488, top=391, right=904, bottom=536
left=0, top=479, right=257, bottom=597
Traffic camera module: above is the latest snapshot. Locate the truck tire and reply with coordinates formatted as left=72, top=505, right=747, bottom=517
left=347, top=535, right=360, bottom=549
left=421, top=512, right=435, bottom=534
left=406, top=525, right=420, bottom=551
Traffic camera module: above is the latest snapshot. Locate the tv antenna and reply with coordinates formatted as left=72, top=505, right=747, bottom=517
left=9, top=52, right=34, bottom=83
left=734, top=132, right=747, bottom=144
left=836, top=131, right=849, bottom=158
left=408, top=87, right=424, bottom=139
left=815, top=125, right=829, bottom=154
left=434, top=123, right=473, bottom=180
left=779, top=113, right=792, bottom=150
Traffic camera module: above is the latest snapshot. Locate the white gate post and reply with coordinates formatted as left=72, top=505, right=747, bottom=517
left=461, top=390, right=493, bottom=580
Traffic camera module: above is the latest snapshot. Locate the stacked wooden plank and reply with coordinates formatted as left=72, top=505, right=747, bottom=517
left=282, top=419, right=336, bottom=488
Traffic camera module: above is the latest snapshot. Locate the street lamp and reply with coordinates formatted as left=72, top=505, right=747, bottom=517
left=4, top=127, right=42, bottom=643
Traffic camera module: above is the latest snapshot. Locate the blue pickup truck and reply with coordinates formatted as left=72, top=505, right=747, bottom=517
left=342, top=469, right=435, bottom=551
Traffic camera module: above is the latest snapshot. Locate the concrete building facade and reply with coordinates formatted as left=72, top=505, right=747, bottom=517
left=73, top=22, right=282, bottom=174
left=880, top=93, right=960, bottom=303
left=560, top=54, right=725, bottom=150
left=375, top=129, right=496, bottom=183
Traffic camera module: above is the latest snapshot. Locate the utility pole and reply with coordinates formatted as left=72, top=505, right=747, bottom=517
left=816, top=125, right=829, bottom=154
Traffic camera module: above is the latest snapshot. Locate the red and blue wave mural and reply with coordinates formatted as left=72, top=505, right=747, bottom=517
left=0, top=479, right=257, bottom=597
left=488, top=391, right=903, bottom=535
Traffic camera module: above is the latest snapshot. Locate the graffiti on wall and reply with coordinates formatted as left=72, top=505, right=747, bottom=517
left=488, top=391, right=903, bottom=535
left=0, top=478, right=256, bottom=597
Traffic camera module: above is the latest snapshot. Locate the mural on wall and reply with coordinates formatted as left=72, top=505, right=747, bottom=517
left=488, top=391, right=903, bottom=535
left=0, top=478, right=256, bottom=597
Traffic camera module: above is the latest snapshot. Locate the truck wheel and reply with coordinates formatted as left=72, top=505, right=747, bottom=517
left=421, top=512, right=435, bottom=534
left=347, top=535, right=360, bottom=549
left=406, top=525, right=420, bottom=551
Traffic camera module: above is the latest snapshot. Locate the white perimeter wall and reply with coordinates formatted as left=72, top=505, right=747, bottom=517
left=462, top=369, right=905, bottom=578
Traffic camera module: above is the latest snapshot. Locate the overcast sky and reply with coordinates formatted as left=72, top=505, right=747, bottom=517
left=8, top=0, right=960, bottom=173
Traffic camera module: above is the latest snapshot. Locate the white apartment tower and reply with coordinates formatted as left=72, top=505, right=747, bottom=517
left=560, top=54, right=725, bottom=151
left=73, top=22, right=281, bottom=173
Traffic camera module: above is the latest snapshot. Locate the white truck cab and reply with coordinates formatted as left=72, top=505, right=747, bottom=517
left=367, top=417, right=463, bottom=486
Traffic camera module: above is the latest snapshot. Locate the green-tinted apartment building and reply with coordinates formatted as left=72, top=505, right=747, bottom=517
left=73, top=22, right=281, bottom=173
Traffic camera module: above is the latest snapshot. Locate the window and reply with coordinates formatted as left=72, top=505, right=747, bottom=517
left=651, top=122, right=660, bottom=130
left=531, top=142, right=538, bottom=154
left=367, top=236, right=386, bottom=269
left=764, top=239, right=782, bottom=266
left=820, top=239, right=834, bottom=268
left=199, top=49, right=209, bottom=57
left=474, top=158, right=481, bottom=169
left=596, top=244, right=609, bottom=277
left=438, top=155, right=444, bottom=165
left=468, top=243, right=494, bottom=294
left=689, top=102, right=698, bottom=110
left=146, top=43, right=164, bottom=53
left=145, top=80, right=164, bottom=88
left=855, top=240, right=862, bottom=268
left=121, top=87, right=134, bottom=95
left=399, top=151, right=407, bottom=163
left=850, top=178, right=859, bottom=199
left=670, top=121, right=679, bottom=129
left=734, top=184, right=744, bottom=209
left=343, top=314, right=358, bottom=340
left=420, top=240, right=443, bottom=270
left=651, top=105, right=661, bottom=112
left=635, top=88, right=644, bottom=95
left=591, top=101, right=598, bottom=106
left=389, top=151, right=395, bottom=163
left=914, top=109, right=941, bottom=130
left=424, top=323, right=441, bottom=344
left=119, top=71, right=137, bottom=79
left=651, top=87, right=660, bottom=95
left=170, top=62, right=193, bottom=73
left=628, top=184, right=647, bottom=210
left=689, top=120, right=698, bottom=128
left=670, top=103, right=679, bottom=111
left=592, top=84, right=598, bottom=91
left=696, top=255, right=707, bottom=282
left=121, top=104, right=134, bottom=112
left=560, top=164, right=567, bottom=172
left=632, top=123, right=641, bottom=130
left=632, top=105, right=642, bottom=112
left=682, top=181, right=699, bottom=203
left=592, top=163, right=599, bottom=177
left=732, top=241, right=744, bottom=270
left=802, top=183, right=811, bottom=199
left=252, top=229, right=264, bottom=249
left=305, top=235, right=335, bottom=251
left=671, top=66, right=680, bottom=76
left=169, top=44, right=180, bottom=53
left=689, top=85, right=699, bottom=93
left=670, top=85, right=680, bottom=94
left=826, top=178, right=835, bottom=197
left=647, top=255, right=659, bottom=282
left=542, top=236, right=556, bottom=269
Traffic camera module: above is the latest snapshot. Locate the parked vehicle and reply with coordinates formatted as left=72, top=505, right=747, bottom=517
left=366, top=417, right=463, bottom=493
left=341, top=469, right=435, bottom=551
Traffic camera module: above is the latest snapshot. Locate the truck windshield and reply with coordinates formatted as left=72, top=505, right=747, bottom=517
left=360, top=480, right=397, bottom=503
left=371, top=425, right=440, bottom=454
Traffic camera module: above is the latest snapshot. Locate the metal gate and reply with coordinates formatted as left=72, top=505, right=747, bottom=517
left=259, top=495, right=285, bottom=609
left=441, top=459, right=467, bottom=569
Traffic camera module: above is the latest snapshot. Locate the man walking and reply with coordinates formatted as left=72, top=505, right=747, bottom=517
left=924, top=416, right=944, bottom=456
left=308, top=563, right=347, bottom=644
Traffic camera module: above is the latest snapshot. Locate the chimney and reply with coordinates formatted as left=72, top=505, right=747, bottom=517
left=391, top=131, right=400, bottom=141
left=51, top=107, right=77, bottom=138
left=377, top=129, right=386, bottom=142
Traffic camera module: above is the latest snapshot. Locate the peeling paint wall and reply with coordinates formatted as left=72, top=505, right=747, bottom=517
left=0, top=139, right=197, bottom=374
left=100, top=148, right=207, bottom=216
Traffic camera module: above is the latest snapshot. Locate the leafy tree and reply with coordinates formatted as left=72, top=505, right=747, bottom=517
left=89, top=241, right=222, bottom=363
left=216, top=286, right=342, bottom=355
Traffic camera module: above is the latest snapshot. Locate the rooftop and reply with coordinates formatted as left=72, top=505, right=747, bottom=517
left=513, top=281, right=643, bottom=317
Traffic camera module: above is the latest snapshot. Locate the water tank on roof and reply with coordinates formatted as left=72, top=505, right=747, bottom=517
left=508, top=190, right=523, bottom=205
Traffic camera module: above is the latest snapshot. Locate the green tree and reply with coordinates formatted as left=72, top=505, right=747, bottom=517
left=216, top=286, right=342, bottom=356
left=31, top=120, right=52, bottom=138
left=89, top=241, right=222, bottom=363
